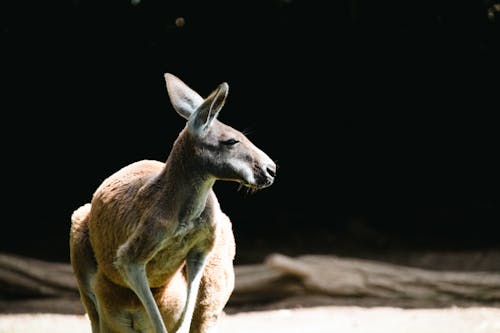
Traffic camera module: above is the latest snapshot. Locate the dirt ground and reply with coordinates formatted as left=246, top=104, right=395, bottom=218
left=2, top=306, right=500, bottom=333
left=3, top=245, right=500, bottom=332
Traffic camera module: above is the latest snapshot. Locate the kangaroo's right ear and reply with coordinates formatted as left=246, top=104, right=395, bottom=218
left=164, top=73, right=204, bottom=120
left=188, top=82, right=228, bottom=136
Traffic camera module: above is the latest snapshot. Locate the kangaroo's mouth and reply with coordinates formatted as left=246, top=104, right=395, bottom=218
left=238, top=177, right=274, bottom=192
left=238, top=182, right=262, bottom=193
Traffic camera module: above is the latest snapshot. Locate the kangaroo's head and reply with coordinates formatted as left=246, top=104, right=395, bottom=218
left=165, top=73, right=276, bottom=190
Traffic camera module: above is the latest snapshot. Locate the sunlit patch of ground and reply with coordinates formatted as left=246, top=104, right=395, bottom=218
left=2, top=306, right=500, bottom=333
left=0, top=313, right=91, bottom=333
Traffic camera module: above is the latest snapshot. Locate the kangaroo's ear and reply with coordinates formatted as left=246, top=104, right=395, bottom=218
left=164, top=73, right=204, bottom=120
left=189, top=82, right=229, bottom=135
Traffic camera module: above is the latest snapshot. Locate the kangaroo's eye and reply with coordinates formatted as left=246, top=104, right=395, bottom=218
left=221, top=138, right=239, bottom=146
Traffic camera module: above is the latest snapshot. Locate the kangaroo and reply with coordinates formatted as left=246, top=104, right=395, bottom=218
left=69, top=73, right=276, bottom=333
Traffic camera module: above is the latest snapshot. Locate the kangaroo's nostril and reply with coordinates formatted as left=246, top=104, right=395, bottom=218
left=267, top=165, right=276, bottom=178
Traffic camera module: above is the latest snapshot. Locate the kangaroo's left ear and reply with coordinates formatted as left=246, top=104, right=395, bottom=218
left=165, top=73, right=204, bottom=120
left=189, top=82, right=229, bottom=135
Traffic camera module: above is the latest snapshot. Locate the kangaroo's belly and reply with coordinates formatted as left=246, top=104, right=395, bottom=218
left=94, top=269, right=187, bottom=333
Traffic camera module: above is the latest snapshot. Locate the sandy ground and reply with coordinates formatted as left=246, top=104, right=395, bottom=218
left=2, top=306, right=500, bottom=333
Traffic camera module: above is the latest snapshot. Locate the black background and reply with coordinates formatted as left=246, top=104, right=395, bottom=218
left=2, top=0, right=499, bottom=264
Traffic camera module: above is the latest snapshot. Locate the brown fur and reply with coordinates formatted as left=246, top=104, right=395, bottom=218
left=69, top=73, right=275, bottom=333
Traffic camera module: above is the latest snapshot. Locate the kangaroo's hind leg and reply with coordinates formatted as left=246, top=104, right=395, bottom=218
left=70, top=203, right=101, bottom=333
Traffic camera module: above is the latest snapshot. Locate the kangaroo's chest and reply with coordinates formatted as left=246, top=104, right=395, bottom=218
left=145, top=215, right=217, bottom=287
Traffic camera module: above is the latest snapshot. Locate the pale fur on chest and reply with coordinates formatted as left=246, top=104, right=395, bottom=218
left=145, top=212, right=218, bottom=287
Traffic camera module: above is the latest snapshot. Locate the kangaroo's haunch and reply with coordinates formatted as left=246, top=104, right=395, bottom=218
left=69, top=73, right=276, bottom=333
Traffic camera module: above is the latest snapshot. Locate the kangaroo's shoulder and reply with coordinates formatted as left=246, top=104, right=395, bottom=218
left=93, top=159, right=164, bottom=203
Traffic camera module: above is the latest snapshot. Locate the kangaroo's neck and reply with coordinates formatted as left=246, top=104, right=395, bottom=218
left=147, top=130, right=216, bottom=224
